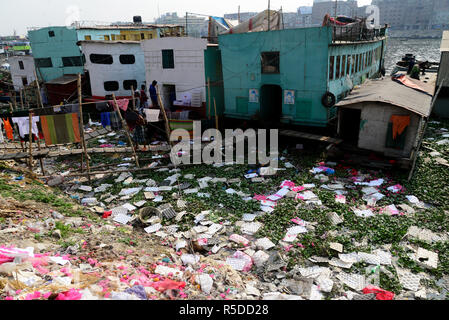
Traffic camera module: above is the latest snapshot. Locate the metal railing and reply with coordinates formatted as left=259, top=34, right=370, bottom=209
left=332, top=25, right=387, bottom=42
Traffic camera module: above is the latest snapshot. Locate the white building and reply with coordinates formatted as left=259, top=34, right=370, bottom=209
left=8, top=55, right=36, bottom=90
left=141, top=37, right=208, bottom=108
left=79, top=41, right=146, bottom=98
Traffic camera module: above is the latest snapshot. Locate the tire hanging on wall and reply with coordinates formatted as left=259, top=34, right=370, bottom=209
left=322, top=91, right=336, bottom=108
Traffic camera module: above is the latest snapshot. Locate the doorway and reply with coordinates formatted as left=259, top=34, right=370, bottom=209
left=340, top=108, right=361, bottom=145
left=260, top=84, right=282, bottom=124
left=162, top=84, right=176, bottom=111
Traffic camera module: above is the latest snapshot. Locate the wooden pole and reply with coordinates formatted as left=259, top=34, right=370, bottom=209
left=19, top=89, right=24, bottom=109
left=12, top=91, right=17, bottom=110
left=34, top=70, right=44, bottom=109
left=77, top=73, right=91, bottom=183
left=213, top=98, right=219, bottom=131
left=207, top=77, right=211, bottom=120
left=8, top=102, right=13, bottom=113
left=131, top=86, right=136, bottom=111
left=156, top=85, right=172, bottom=144
left=28, top=111, right=33, bottom=171
left=112, top=93, right=140, bottom=168
left=36, top=138, right=45, bottom=175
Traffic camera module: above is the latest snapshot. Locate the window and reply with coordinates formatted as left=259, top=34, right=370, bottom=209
left=336, top=56, right=341, bottom=78
left=90, top=54, right=113, bottom=64
left=141, top=33, right=145, bottom=40
left=48, top=30, right=55, bottom=37
left=120, top=35, right=127, bottom=40
left=133, top=34, right=140, bottom=41
left=261, top=52, right=280, bottom=74
left=84, top=35, right=92, bottom=40
left=35, top=58, right=53, bottom=68
left=104, top=35, right=110, bottom=41
left=21, top=77, right=28, bottom=86
left=358, top=54, right=362, bottom=72
left=18, top=61, right=24, bottom=70
left=104, top=81, right=119, bottom=91
left=123, top=80, right=138, bottom=90
left=329, top=56, right=335, bottom=80
left=111, top=35, right=116, bottom=41
left=162, top=49, right=175, bottom=69
left=119, top=54, right=135, bottom=64
left=62, top=56, right=83, bottom=67
left=342, top=55, right=347, bottom=77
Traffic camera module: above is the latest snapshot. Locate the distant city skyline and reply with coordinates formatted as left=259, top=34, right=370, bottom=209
left=0, top=0, right=372, bottom=36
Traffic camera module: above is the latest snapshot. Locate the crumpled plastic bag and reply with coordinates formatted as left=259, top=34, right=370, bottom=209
left=151, top=279, right=186, bottom=292
left=362, top=285, right=394, bottom=300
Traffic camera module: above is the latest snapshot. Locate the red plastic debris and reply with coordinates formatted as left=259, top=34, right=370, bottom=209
left=102, top=211, right=112, bottom=219
left=362, top=286, right=395, bottom=300
left=151, top=279, right=186, bottom=292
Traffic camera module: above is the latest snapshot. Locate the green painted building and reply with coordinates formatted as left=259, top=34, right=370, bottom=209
left=210, top=26, right=387, bottom=127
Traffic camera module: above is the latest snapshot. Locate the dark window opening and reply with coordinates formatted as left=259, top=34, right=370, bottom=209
left=340, top=108, right=361, bottom=145
left=342, top=55, right=347, bottom=77
left=48, top=31, right=55, bottom=37
left=90, top=54, right=113, bottom=64
left=352, top=55, right=356, bottom=73
left=21, top=77, right=28, bottom=86
left=346, top=55, right=351, bottom=75
left=329, top=56, right=335, bottom=80
left=104, top=81, right=119, bottom=91
left=119, top=55, right=136, bottom=65
left=62, top=56, right=83, bottom=67
left=35, top=58, right=53, bottom=68
left=141, top=33, right=145, bottom=40
left=18, top=61, right=24, bottom=70
left=261, top=52, right=280, bottom=74
left=123, top=80, right=138, bottom=91
left=162, top=49, right=175, bottom=69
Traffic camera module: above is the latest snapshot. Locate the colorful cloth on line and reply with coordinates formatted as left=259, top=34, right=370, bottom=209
left=101, top=112, right=111, bottom=128
left=40, top=113, right=81, bottom=145
left=111, top=99, right=129, bottom=112
left=2, top=118, right=14, bottom=141
left=11, top=116, right=40, bottom=139
left=110, top=112, right=122, bottom=130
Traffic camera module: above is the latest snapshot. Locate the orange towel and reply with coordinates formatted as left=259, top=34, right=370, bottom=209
left=2, top=118, right=13, bottom=141
left=390, top=115, right=410, bottom=140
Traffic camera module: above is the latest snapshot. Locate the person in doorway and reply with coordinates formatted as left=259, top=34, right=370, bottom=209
left=149, top=81, right=159, bottom=109
left=140, top=85, right=149, bottom=109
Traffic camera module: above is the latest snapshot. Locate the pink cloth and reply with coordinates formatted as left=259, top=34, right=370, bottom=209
left=111, top=99, right=129, bottom=112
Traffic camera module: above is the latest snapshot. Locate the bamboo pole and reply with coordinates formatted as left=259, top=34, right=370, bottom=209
left=34, top=70, right=44, bottom=109
left=77, top=74, right=91, bottom=184
left=213, top=98, right=219, bottom=131
left=36, top=138, right=45, bottom=175
left=131, top=86, right=136, bottom=110
left=156, top=85, right=172, bottom=144
left=19, top=90, right=24, bottom=109
left=28, top=111, right=33, bottom=171
left=207, top=77, right=211, bottom=120
left=8, top=102, right=13, bottom=113
left=112, top=93, right=140, bottom=168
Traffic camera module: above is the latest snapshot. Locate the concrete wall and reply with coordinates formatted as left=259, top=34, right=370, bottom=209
left=8, top=56, right=36, bottom=90
left=28, top=27, right=84, bottom=82
left=76, top=28, right=159, bottom=41
left=81, top=42, right=145, bottom=98
left=141, top=37, right=208, bottom=107
left=339, top=102, right=422, bottom=158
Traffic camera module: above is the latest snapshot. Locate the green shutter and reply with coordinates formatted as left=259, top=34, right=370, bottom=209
left=385, top=122, right=407, bottom=149
left=162, top=50, right=174, bottom=69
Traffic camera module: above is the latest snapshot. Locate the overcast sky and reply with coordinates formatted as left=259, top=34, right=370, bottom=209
left=0, top=0, right=372, bottom=36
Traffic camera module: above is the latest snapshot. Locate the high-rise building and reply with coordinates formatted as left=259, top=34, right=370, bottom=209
left=312, top=0, right=359, bottom=25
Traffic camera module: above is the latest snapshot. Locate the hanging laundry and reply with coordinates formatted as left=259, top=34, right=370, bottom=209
left=2, top=118, right=14, bottom=141
left=144, top=109, right=160, bottom=123
left=111, top=99, right=129, bottom=112
left=12, top=116, right=40, bottom=139
left=40, top=113, right=80, bottom=145
left=390, top=115, right=410, bottom=140
left=110, top=112, right=122, bottom=130
left=100, top=112, right=111, bottom=128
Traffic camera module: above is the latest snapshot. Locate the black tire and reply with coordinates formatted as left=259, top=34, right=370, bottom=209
left=322, top=92, right=336, bottom=108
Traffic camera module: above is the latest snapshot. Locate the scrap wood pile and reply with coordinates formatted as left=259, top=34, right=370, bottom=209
left=0, top=120, right=449, bottom=300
